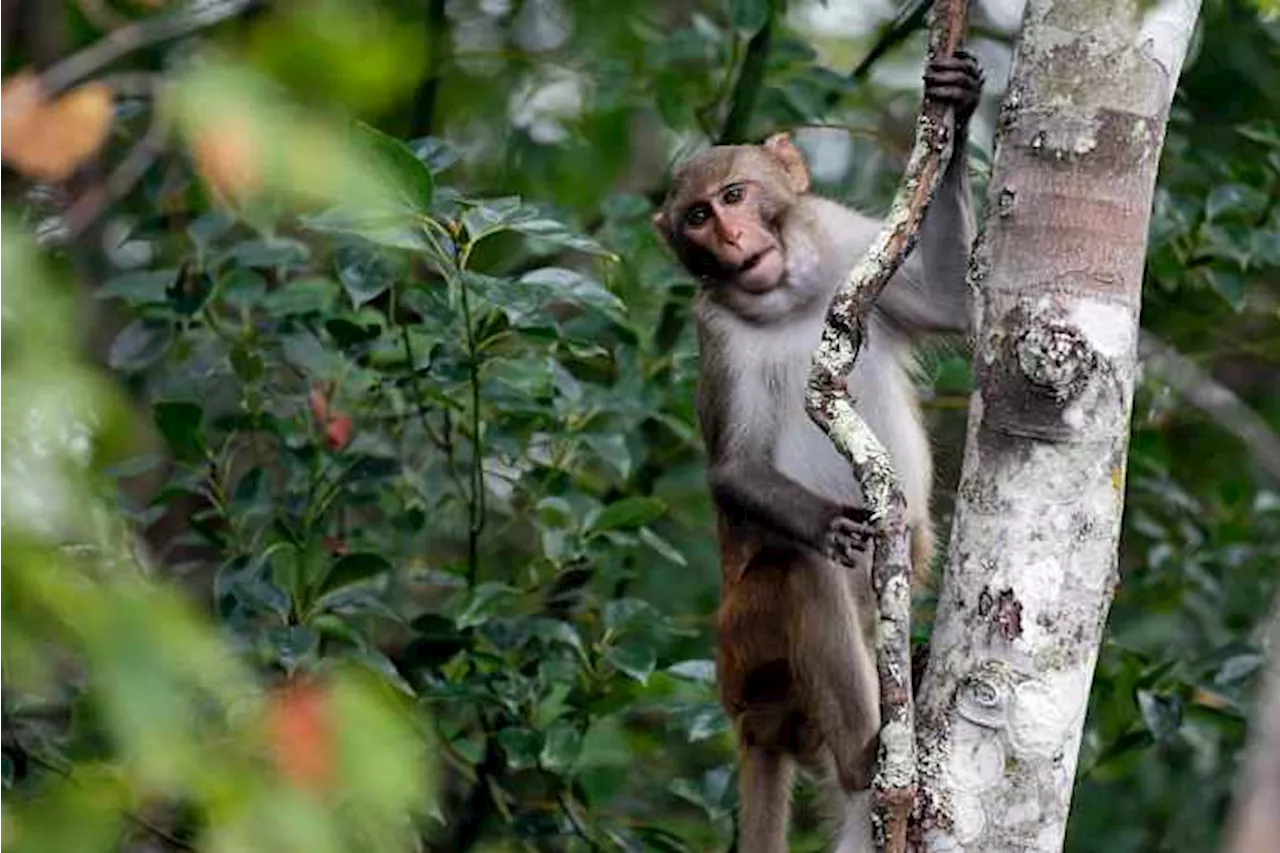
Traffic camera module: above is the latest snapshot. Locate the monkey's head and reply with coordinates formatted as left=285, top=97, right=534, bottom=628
left=654, top=133, right=811, bottom=295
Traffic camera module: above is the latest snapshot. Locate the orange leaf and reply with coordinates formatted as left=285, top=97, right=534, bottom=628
left=326, top=414, right=354, bottom=451
left=267, top=680, right=333, bottom=792
left=1, top=72, right=114, bottom=182
left=191, top=118, right=262, bottom=205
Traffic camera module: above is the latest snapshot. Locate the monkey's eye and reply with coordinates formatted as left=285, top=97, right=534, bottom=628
left=721, top=183, right=746, bottom=205
left=684, top=204, right=712, bottom=229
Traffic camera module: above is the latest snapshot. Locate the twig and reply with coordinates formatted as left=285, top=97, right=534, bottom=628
left=803, top=1, right=969, bottom=850
left=40, top=0, right=254, bottom=96
left=457, top=274, right=486, bottom=586
left=61, top=80, right=168, bottom=241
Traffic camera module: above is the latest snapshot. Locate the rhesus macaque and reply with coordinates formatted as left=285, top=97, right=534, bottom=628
left=653, top=53, right=983, bottom=853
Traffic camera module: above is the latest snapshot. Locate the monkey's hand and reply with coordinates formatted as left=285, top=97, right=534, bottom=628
left=925, top=49, right=984, bottom=131
left=823, top=508, right=874, bottom=568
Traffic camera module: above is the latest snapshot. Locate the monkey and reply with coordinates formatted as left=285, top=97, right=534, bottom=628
left=653, top=53, right=983, bottom=853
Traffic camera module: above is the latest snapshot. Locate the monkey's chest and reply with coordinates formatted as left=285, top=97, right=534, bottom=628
left=761, top=325, right=903, bottom=506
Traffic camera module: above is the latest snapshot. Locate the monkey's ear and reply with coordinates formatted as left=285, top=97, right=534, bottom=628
left=762, top=133, right=811, bottom=194
left=652, top=210, right=674, bottom=244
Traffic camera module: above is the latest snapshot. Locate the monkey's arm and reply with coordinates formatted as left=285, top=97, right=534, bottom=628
left=697, top=328, right=869, bottom=560
left=879, top=149, right=973, bottom=335
left=880, top=51, right=983, bottom=336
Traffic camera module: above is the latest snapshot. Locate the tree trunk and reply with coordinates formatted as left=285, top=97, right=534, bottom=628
left=913, top=1, right=1200, bottom=850
left=1224, top=606, right=1280, bottom=853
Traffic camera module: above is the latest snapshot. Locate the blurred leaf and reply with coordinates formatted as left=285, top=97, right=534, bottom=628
left=730, top=0, right=770, bottom=31
left=108, top=319, right=174, bottom=371
left=498, top=727, right=543, bottom=771
left=540, top=722, right=583, bottom=772
left=318, top=552, right=392, bottom=597
left=591, top=497, right=668, bottom=533
left=667, top=659, right=716, bottom=683
left=1137, top=690, right=1183, bottom=742
left=604, top=638, right=656, bottom=683
left=98, top=269, right=179, bottom=305
left=262, top=277, right=340, bottom=317
left=152, top=400, right=206, bottom=463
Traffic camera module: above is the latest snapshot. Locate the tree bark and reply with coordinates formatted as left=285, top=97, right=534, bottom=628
left=913, top=1, right=1201, bottom=850
left=1223, top=606, right=1280, bottom=853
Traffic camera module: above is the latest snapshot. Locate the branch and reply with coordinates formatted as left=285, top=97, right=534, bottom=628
left=803, top=0, right=969, bottom=850
left=61, top=79, right=167, bottom=241
left=40, top=0, right=254, bottom=96
left=1138, top=331, right=1280, bottom=481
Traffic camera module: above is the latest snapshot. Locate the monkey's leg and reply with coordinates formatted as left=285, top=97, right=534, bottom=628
left=787, top=558, right=880, bottom=793
left=809, top=752, right=876, bottom=853
left=738, top=745, right=793, bottom=853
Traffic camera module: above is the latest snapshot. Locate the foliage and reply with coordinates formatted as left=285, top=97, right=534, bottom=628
left=1, top=1, right=1277, bottom=851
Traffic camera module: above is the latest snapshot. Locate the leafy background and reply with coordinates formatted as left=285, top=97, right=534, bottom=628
left=2, top=1, right=1278, bottom=851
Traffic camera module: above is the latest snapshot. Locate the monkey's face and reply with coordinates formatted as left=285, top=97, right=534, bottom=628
left=655, top=136, right=811, bottom=296
left=675, top=180, right=786, bottom=293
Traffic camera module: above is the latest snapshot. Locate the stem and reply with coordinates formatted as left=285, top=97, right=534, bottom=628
left=804, top=1, right=970, bottom=849
left=457, top=270, right=485, bottom=586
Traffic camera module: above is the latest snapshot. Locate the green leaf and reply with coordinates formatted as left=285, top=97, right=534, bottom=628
left=461, top=196, right=522, bottom=240
left=220, top=268, right=267, bottom=311
left=108, top=319, right=174, bottom=371
left=353, top=121, right=434, bottom=213
left=518, top=267, right=626, bottom=322
left=605, top=637, right=656, bottom=683
left=590, top=497, right=667, bottom=533
left=498, top=727, right=543, bottom=771
left=730, top=0, right=769, bottom=31
left=152, top=400, right=206, bottom=463
left=229, top=344, right=265, bottom=382
left=264, top=624, right=320, bottom=673
left=1204, top=268, right=1246, bottom=308
left=223, top=237, right=311, bottom=269
left=670, top=702, right=731, bottom=743
left=98, top=269, right=178, bottom=305
left=402, top=613, right=469, bottom=668
left=1205, top=183, right=1264, bottom=221
left=301, top=207, right=432, bottom=252
left=1214, top=653, right=1263, bottom=685
left=583, top=434, right=632, bottom=479
left=604, top=598, right=660, bottom=633
left=531, top=618, right=586, bottom=657
left=318, top=552, right=393, bottom=596
left=411, top=137, right=460, bottom=174
left=262, top=277, right=340, bottom=316
left=336, top=245, right=398, bottom=307
left=640, top=527, right=688, bottom=567
left=457, top=583, right=518, bottom=629
left=667, top=659, right=716, bottom=683
left=1137, top=689, right=1183, bottom=741
left=540, top=722, right=583, bottom=772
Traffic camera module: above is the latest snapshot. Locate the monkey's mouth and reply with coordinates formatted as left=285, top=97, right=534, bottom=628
left=739, top=247, right=774, bottom=273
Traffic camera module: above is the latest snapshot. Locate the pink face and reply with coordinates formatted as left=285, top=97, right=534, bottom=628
left=679, top=181, right=785, bottom=293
